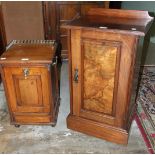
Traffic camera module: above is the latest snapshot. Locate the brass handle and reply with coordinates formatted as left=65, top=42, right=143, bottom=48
left=73, top=69, right=78, bottom=83
left=52, top=56, right=58, bottom=66
left=23, top=68, right=29, bottom=79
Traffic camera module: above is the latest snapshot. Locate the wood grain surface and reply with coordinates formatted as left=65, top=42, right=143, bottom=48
left=0, top=42, right=61, bottom=126
left=0, top=43, right=56, bottom=64
left=62, top=8, right=153, bottom=37
left=82, top=39, right=117, bottom=114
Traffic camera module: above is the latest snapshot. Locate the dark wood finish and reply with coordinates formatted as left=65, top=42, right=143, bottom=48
left=0, top=4, right=6, bottom=83
left=43, top=1, right=110, bottom=60
left=0, top=40, right=61, bottom=126
left=63, top=8, right=153, bottom=144
left=109, top=1, right=122, bottom=9
left=64, top=8, right=153, bottom=36
left=141, top=13, right=155, bottom=66
left=0, top=4, right=6, bottom=53
left=42, top=2, right=57, bottom=40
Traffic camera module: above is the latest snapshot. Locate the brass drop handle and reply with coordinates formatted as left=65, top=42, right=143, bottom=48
left=23, top=68, right=29, bottom=79
left=52, top=56, right=58, bottom=66
left=73, top=69, right=78, bottom=83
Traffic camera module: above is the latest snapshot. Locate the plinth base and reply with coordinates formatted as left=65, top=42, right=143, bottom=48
left=67, top=114, right=129, bottom=145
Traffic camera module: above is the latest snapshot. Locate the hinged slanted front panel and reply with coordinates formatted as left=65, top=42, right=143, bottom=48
left=14, top=75, right=43, bottom=107
left=3, top=66, right=51, bottom=113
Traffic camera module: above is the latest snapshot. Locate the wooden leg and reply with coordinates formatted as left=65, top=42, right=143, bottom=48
left=15, top=124, right=20, bottom=128
left=51, top=124, right=56, bottom=127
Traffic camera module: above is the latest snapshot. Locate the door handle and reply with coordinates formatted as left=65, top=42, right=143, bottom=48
left=73, top=69, right=78, bottom=83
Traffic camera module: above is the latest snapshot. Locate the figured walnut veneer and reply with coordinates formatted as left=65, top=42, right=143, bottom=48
left=82, top=39, right=118, bottom=115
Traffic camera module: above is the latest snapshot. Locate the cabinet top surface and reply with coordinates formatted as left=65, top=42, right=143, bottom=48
left=62, top=8, right=154, bottom=36
left=0, top=40, right=56, bottom=64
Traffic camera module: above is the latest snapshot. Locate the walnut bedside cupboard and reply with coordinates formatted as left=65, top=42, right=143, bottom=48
left=63, top=8, right=153, bottom=144
left=0, top=40, right=61, bottom=127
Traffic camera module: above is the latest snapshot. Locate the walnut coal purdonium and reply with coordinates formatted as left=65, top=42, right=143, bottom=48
left=0, top=40, right=61, bottom=127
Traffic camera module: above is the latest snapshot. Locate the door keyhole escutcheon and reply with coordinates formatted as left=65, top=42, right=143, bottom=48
left=23, top=68, right=29, bottom=79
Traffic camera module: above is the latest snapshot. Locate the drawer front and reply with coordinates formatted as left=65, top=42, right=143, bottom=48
left=3, top=66, right=51, bottom=113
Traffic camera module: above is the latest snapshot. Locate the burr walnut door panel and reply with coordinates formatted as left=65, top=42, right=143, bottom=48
left=3, top=66, right=51, bottom=113
left=71, top=36, right=121, bottom=126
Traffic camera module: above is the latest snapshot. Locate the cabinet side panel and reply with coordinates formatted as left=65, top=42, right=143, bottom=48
left=126, top=36, right=141, bottom=130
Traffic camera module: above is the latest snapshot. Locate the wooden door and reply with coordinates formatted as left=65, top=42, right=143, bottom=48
left=3, top=66, right=51, bottom=113
left=71, top=31, right=123, bottom=127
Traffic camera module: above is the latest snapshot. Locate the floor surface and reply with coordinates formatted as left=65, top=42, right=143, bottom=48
left=0, top=62, right=148, bottom=153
